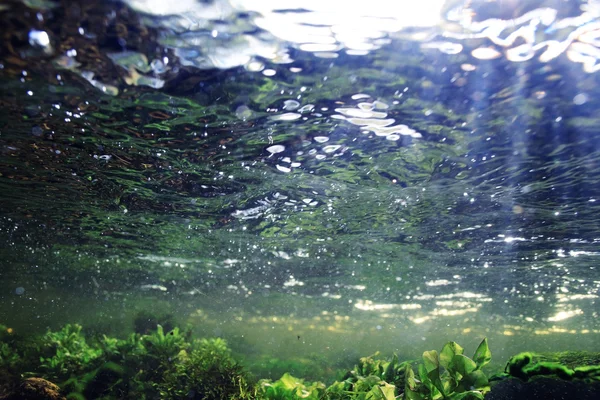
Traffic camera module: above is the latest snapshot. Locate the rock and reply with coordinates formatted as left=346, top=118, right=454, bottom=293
left=4, top=378, right=65, bottom=400
left=487, top=377, right=600, bottom=400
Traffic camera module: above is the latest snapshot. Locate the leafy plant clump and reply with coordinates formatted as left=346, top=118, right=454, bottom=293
left=325, top=352, right=411, bottom=399
left=158, top=337, right=254, bottom=399
left=3, top=324, right=600, bottom=400
left=257, top=373, right=326, bottom=400
left=38, top=324, right=104, bottom=381
left=0, top=323, right=253, bottom=399
left=403, top=338, right=492, bottom=400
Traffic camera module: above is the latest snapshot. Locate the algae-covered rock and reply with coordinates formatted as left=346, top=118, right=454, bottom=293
left=537, top=351, right=600, bottom=369
left=3, top=378, right=65, bottom=400
left=503, top=351, right=600, bottom=382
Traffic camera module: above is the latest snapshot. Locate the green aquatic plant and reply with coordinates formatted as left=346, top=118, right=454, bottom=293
left=503, top=352, right=600, bottom=382
left=0, top=326, right=23, bottom=373
left=326, top=352, right=411, bottom=399
left=6, top=322, right=600, bottom=400
left=142, top=324, right=188, bottom=361
left=403, top=338, right=491, bottom=400
left=246, top=353, right=335, bottom=382
left=156, top=337, right=254, bottom=399
left=133, top=310, right=175, bottom=334
left=0, top=341, right=21, bottom=368
left=37, top=324, right=103, bottom=381
left=99, top=332, right=146, bottom=359
left=257, top=373, right=326, bottom=400
left=327, top=377, right=397, bottom=400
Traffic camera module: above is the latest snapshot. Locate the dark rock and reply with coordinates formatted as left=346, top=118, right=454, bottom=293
left=4, top=378, right=65, bottom=400
left=487, top=377, right=600, bottom=400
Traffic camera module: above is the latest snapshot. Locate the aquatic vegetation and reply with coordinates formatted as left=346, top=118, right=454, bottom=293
left=257, top=373, right=326, bottom=400
left=3, top=324, right=600, bottom=400
left=502, top=352, right=600, bottom=382
left=327, top=376, right=397, bottom=400
left=133, top=310, right=175, bottom=334
left=246, top=354, right=335, bottom=382
left=326, top=352, right=411, bottom=399
left=403, top=338, right=492, bottom=400
left=0, top=324, right=253, bottom=399
left=37, top=324, right=103, bottom=381
left=157, top=338, right=254, bottom=399
left=0, top=326, right=22, bottom=373
left=142, top=324, right=188, bottom=360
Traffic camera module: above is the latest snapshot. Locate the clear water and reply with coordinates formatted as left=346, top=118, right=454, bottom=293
left=1, top=0, right=599, bottom=380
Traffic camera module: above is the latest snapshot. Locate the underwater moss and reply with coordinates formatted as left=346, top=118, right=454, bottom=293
left=503, top=351, right=600, bottom=383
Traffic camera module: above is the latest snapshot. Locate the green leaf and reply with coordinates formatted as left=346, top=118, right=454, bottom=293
left=418, top=363, right=429, bottom=384
left=440, top=342, right=464, bottom=370
left=366, top=382, right=396, bottom=400
left=405, top=365, right=419, bottom=391
left=279, top=373, right=300, bottom=390
left=156, top=324, right=164, bottom=339
left=423, top=350, right=450, bottom=396
left=427, top=367, right=446, bottom=397
left=455, top=370, right=489, bottom=393
left=404, top=366, right=425, bottom=400
left=421, top=350, right=444, bottom=394
left=448, top=390, right=485, bottom=400
left=384, top=354, right=398, bottom=383
left=405, top=388, right=425, bottom=400
left=422, top=350, right=439, bottom=373
left=473, top=338, right=492, bottom=369
left=451, top=355, right=478, bottom=377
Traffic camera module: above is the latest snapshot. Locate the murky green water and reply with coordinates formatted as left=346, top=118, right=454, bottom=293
left=1, top=0, right=600, bottom=382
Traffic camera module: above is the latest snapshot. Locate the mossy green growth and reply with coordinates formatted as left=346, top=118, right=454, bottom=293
left=157, top=338, right=253, bottom=399
left=403, top=338, right=491, bottom=400
left=503, top=352, right=600, bottom=382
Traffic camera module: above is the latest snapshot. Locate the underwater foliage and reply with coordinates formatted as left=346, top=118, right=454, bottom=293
left=0, top=326, right=22, bottom=374
left=501, top=351, right=600, bottom=383
left=325, top=352, right=410, bottom=399
left=257, top=373, right=326, bottom=400
left=2, top=325, right=600, bottom=400
left=37, top=324, right=104, bottom=381
left=0, top=323, right=251, bottom=399
left=245, top=353, right=335, bottom=382
left=403, top=338, right=492, bottom=400
left=157, top=337, right=253, bottom=399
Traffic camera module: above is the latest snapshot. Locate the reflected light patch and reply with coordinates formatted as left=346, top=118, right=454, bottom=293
left=432, top=307, right=480, bottom=317
left=426, top=279, right=453, bottom=287
left=353, top=299, right=421, bottom=311
left=557, top=293, right=598, bottom=302
left=411, top=316, right=431, bottom=324
left=548, top=309, right=583, bottom=322
left=354, top=300, right=396, bottom=311
left=250, top=0, right=446, bottom=29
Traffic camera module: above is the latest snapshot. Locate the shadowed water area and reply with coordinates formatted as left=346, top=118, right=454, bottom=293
left=1, top=0, right=600, bottom=379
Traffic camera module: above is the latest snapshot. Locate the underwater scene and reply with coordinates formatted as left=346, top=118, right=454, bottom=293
left=1, top=0, right=600, bottom=398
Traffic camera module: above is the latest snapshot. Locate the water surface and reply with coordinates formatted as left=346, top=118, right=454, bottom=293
left=1, top=0, right=599, bottom=378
